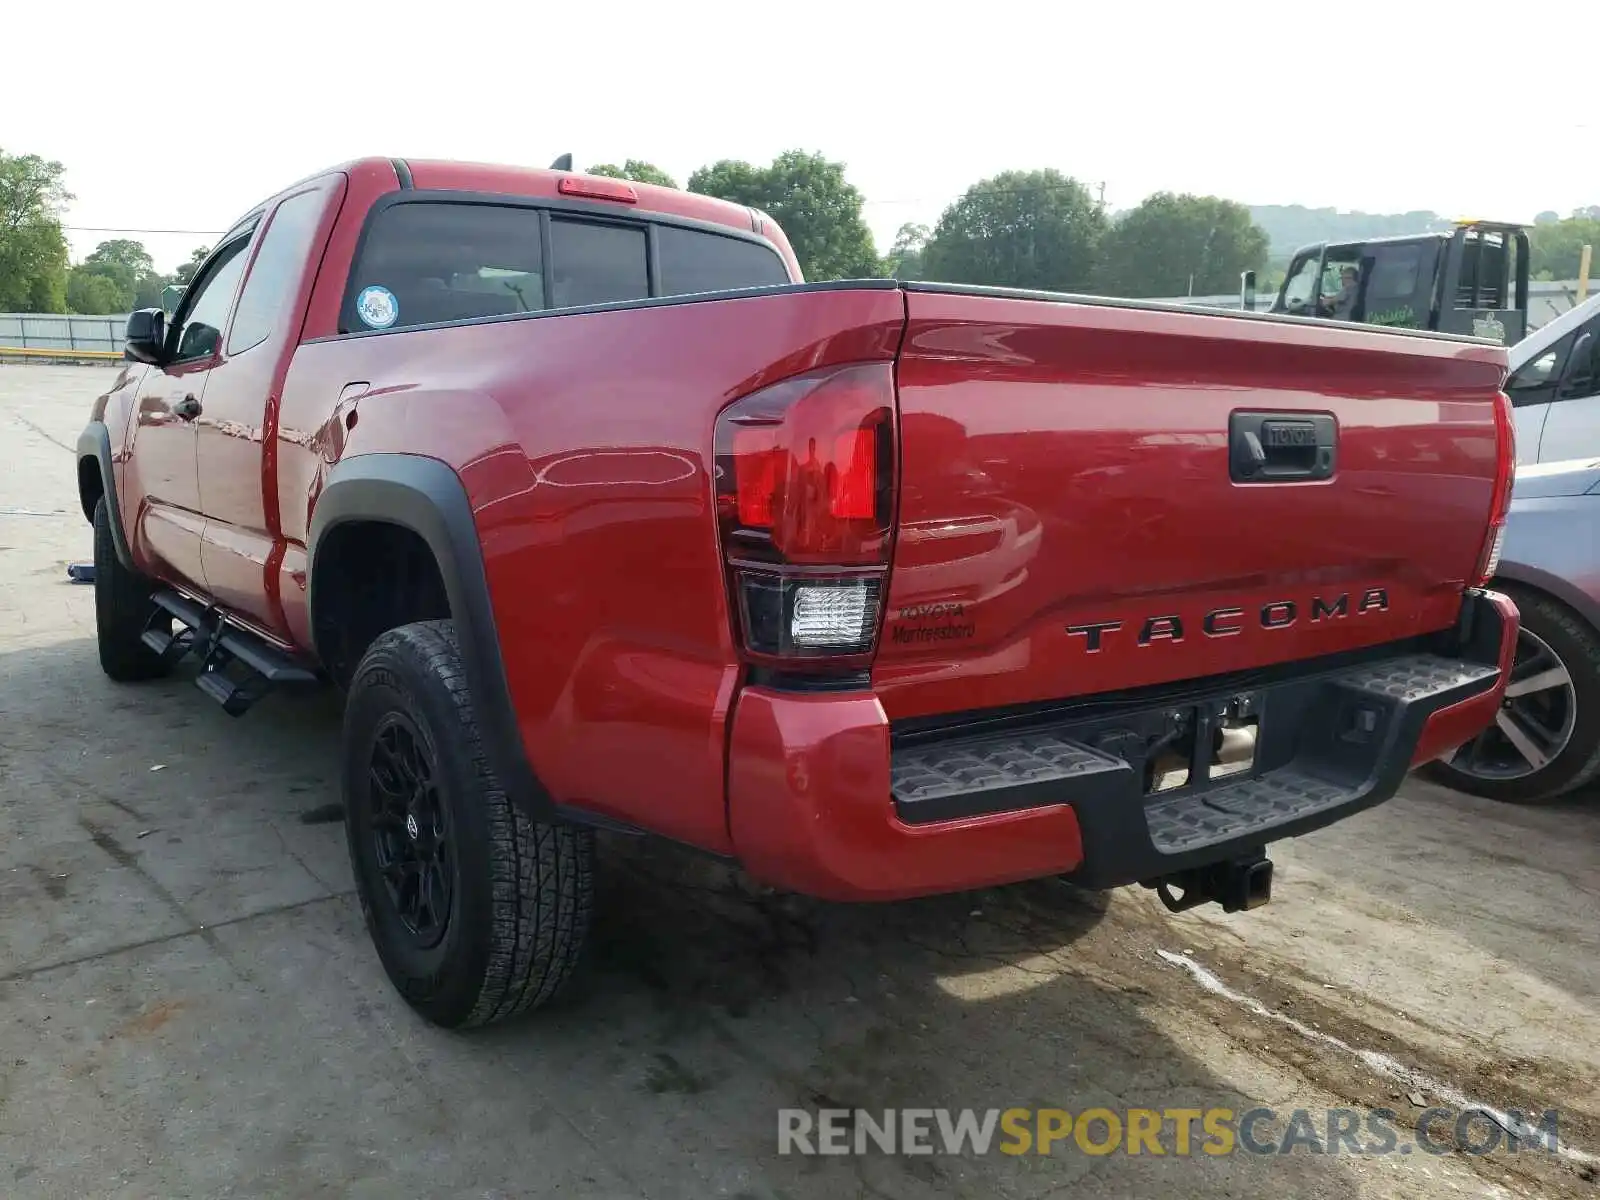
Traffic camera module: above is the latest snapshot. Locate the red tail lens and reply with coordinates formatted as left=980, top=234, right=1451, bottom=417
left=714, top=362, right=898, bottom=669
left=734, top=424, right=877, bottom=527
left=716, top=363, right=895, bottom=567
left=831, top=427, right=878, bottom=519
left=1473, top=390, right=1516, bottom=586
left=732, top=427, right=783, bottom=527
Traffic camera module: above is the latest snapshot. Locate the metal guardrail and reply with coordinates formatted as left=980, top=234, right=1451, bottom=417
left=0, top=312, right=128, bottom=364
left=0, top=312, right=126, bottom=351
left=0, top=345, right=123, bottom=363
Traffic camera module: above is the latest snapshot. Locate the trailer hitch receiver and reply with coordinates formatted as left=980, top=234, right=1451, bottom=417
left=1149, top=851, right=1273, bottom=914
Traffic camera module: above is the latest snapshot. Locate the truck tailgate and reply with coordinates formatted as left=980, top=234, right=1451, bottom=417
left=876, top=288, right=1508, bottom=722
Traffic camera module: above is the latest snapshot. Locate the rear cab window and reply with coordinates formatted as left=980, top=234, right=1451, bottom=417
left=341, top=197, right=790, bottom=334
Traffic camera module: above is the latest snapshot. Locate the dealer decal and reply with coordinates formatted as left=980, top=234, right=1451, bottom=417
left=890, top=602, right=975, bottom=645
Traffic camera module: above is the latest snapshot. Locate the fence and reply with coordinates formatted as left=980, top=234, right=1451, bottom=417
left=0, top=313, right=127, bottom=363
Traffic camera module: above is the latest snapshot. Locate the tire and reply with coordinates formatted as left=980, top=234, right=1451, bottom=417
left=92, top=495, right=169, bottom=682
left=1424, top=586, right=1600, bottom=804
left=342, top=620, right=594, bottom=1027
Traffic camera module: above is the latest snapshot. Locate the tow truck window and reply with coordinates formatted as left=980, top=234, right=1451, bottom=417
left=1280, top=256, right=1319, bottom=311
left=1362, top=244, right=1425, bottom=327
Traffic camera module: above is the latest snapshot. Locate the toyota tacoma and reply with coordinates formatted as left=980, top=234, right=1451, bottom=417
left=77, top=156, right=1520, bottom=1027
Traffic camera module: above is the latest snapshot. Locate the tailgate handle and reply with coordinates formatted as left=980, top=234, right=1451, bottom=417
left=1229, top=412, right=1336, bottom=483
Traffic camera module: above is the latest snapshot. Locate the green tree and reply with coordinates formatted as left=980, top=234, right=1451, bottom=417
left=65, top=268, right=129, bottom=314
left=1527, top=218, right=1600, bottom=280
left=133, top=271, right=168, bottom=309
left=0, top=149, right=72, bottom=312
left=65, top=237, right=163, bottom=312
left=1096, top=193, right=1270, bottom=297
left=586, top=160, right=678, bottom=189
left=689, top=150, right=879, bottom=281
left=173, top=246, right=210, bottom=286
left=883, top=222, right=930, bottom=279
left=921, top=170, right=1106, bottom=291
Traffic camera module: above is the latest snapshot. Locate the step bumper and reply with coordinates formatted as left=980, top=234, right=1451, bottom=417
left=726, top=590, right=1516, bottom=901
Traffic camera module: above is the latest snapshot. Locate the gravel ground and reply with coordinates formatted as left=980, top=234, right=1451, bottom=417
left=2, top=364, right=1597, bottom=1199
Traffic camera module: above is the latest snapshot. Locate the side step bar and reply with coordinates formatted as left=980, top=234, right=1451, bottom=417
left=143, top=590, right=319, bottom=716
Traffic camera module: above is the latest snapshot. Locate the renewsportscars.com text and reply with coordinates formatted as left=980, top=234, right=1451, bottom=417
left=777, top=1106, right=1561, bottom=1158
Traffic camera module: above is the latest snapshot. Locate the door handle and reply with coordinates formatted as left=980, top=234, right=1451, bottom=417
left=1229, top=412, right=1337, bottom=482
left=173, top=394, right=203, bottom=421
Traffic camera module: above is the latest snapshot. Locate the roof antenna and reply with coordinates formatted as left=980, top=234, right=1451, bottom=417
left=549, top=153, right=573, bottom=171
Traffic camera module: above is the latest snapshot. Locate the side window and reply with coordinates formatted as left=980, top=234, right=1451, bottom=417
left=343, top=202, right=545, bottom=333
left=228, top=189, right=326, bottom=355
left=1506, top=333, right=1572, bottom=406
left=172, top=241, right=250, bottom=363
left=657, top=226, right=790, bottom=296
left=549, top=219, right=649, bottom=308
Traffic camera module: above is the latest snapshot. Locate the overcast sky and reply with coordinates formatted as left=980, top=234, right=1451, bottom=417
left=5, top=0, right=1595, bottom=273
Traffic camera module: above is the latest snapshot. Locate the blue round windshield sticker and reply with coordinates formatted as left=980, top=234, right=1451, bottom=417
left=355, top=285, right=399, bottom=329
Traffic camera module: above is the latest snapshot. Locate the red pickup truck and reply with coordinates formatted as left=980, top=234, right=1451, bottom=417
left=77, top=157, right=1519, bottom=1028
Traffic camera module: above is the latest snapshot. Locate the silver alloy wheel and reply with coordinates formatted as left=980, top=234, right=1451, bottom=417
left=1448, top=627, right=1578, bottom=781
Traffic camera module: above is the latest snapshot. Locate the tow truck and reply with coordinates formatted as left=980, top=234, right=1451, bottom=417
left=1244, top=220, right=1531, bottom=344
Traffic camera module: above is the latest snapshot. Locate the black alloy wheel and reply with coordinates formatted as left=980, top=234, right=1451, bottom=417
left=367, top=714, right=454, bottom=947
left=1424, top=587, right=1600, bottom=804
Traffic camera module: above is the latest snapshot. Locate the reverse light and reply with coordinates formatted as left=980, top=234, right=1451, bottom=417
left=715, top=363, right=897, bottom=669
left=738, top=576, right=882, bottom=657
left=1473, top=390, right=1516, bottom=587
left=557, top=175, right=639, bottom=204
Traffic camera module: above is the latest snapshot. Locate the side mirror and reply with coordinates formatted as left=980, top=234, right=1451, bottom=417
left=1240, top=270, right=1257, bottom=312
left=1576, top=332, right=1597, bottom=370
left=1562, top=331, right=1599, bottom=394
left=124, top=308, right=166, bottom=364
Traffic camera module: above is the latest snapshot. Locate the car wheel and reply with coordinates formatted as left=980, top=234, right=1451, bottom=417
left=1424, top=587, right=1600, bottom=803
left=92, top=495, right=170, bottom=682
left=342, top=619, right=594, bottom=1027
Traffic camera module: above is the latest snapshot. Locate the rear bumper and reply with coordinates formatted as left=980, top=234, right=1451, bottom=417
left=726, top=590, right=1517, bottom=902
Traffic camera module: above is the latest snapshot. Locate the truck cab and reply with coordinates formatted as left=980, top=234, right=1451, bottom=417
left=1269, top=221, right=1531, bottom=343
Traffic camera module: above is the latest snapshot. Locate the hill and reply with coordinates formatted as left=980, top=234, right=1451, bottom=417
left=1247, top=205, right=1456, bottom=258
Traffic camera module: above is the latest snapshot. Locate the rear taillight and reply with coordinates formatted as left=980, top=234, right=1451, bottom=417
left=714, top=363, right=896, bottom=670
left=1473, top=389, right=1516, bottom=586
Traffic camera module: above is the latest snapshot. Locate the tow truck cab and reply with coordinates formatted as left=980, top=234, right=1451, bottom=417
left=1267, top=220, right=1531, bottom=344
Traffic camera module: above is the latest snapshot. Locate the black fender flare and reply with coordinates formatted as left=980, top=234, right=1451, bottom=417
left=1493, top=562, right=1600, bottom=637
left=77, top=421, right=136, bottom=572
left=307, top=453, right=562, bottom=825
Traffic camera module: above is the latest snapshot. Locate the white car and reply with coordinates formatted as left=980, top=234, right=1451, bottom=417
left=1509, top=290, right=1600, bottom=463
